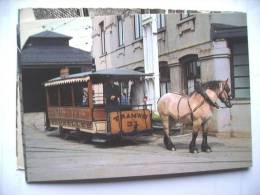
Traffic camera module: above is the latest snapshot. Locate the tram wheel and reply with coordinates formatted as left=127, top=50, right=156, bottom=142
left=82, top=133, right=93, bottom=143
left=59, top=126, right=70, bottom=140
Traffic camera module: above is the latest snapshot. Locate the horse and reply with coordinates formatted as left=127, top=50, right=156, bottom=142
left=157, top=79, right=232, bottom=153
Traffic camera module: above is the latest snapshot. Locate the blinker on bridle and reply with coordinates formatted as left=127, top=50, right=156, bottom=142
left=217, top=82, right=232, bottom=108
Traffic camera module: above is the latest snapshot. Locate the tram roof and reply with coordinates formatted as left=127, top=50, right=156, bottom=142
left=44, top=68, right=152, bottom=87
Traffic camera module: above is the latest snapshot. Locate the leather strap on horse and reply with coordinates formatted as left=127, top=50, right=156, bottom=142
left=187, top=99, right=194, bottom=122
left=177, top=96, right=184, bottom=121
left=177, top=98, right=205, bottom=121
left=196, top=89, right=219, bottom=109
left=192, top=99, right=205, bottom=114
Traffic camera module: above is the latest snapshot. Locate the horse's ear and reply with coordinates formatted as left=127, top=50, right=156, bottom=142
left=225, top=78, right=228, bottom=83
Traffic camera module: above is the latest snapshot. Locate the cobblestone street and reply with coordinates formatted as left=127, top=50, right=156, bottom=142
left=23, top=113, right=252, bottom=182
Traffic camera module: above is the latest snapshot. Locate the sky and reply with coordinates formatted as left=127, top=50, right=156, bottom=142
left=19, top=8, right=92, bottom=52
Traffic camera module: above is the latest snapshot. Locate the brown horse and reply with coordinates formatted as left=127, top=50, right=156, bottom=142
left=157, top=79, right=232, bottom=153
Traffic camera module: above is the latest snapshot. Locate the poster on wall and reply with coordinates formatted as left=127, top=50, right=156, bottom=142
left=17, top=8, right=252, bottom=183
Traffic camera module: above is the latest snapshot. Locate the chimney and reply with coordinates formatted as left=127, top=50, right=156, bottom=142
left=60, top=67, right=69, bottom=78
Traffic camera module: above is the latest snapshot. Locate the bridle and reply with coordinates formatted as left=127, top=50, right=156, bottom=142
left=198, top=81, right=232, bottom=109
left=215, top=81, right=232, bottom=108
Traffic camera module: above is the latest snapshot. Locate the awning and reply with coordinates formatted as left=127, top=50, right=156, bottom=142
left=211, top=23, right=247, bottom=40
left=44, top=68, right=153, bottom=87
left=44, top=76, right=89, bottom=87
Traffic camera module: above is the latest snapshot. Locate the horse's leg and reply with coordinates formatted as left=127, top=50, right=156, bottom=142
left=189, top=120, right=200, bottom=153
left=161, top=115, right=175, bottom=151
left=201, top=118, right=212, bottom=152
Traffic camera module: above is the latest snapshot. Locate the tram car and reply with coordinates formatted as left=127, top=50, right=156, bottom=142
left=44, top=68, right=153, bottom=140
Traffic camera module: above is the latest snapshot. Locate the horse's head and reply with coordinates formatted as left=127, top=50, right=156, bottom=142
left=218, top=79, right=232, bottom=108
left=202, top=79, right=232, bottom=108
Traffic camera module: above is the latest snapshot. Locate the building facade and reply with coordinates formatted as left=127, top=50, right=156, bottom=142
left=91, top=12, right=250, bottom=138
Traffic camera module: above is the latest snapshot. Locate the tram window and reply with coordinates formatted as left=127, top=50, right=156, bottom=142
left=48, top=86, right=59, bottom=106
left=73, top=83, right=89, bottom=107
left=60, top=85, right=72, bottom=106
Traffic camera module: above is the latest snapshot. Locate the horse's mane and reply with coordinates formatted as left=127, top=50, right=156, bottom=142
left=189, top=80, right=223, bottom=107
left=202, top=80, right=222, bottom=90
left=189, top=80, right=221, bottom=96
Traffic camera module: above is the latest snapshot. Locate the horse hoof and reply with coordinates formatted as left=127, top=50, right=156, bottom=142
left=166, top=146, right=173, bottom=151
left=189, top=147, right=199, bottom=153
left=165, top=143, right=176, bottom=151
left=201, top=145, right=212, bottom=152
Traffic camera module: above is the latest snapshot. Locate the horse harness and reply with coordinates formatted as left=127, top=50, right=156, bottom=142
left=177, top=96, right=205, bottom=122
left=176, top=91, right=220, bottom=122
left=176, top=81, right=230, bottom=121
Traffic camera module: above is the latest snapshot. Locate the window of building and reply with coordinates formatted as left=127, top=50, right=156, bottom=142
left=99, top=21, right=106, bottom=54
left=82, top=8, right=89, bottom=16
left=180, top=55, right=200, bottom=95
left=118, top=16, right=124, bottom=46
left=134, top=14, right=142, bottom=39
left=180, top=10, right=192, bottom=20
left=156, top=14, right=166, bottom=30
left=231, top=40, right=250, bottom=99
left=159, top=66, right=171, bottom=96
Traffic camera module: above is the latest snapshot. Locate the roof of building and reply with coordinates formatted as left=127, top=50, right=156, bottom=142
left=28, top=30, right=72, bottom=39
left=21, top=30, right=92, bottom=68
left=21, top=46, right=92, bottom=67
left=44, top=68, right=152, bottom=86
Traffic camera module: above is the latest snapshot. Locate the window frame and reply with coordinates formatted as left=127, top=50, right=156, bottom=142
left=99, top=21, right=106, bottom=55
left=117, top=16, right=124, bottom=46
left=159, top=65, right=171, bottom=96
left=134, top=14, right=142, bottom=40
left=180, top=55, right=200, bottom=95
left=156, top=14, right=166, bottom=30
left=180, top=10, right=193, bottom=20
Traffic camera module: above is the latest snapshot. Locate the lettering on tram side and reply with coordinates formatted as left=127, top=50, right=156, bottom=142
left=109, top=110, right=151, bottom=133
left=113, top=112, right=148, bottom=122
left=127, top=121, right=138, bottom=128
left=48, top=107, right=93, bottom=129
left=50, top=119, right=93, bottom=129
left=48, top=107, right=90, bottom=120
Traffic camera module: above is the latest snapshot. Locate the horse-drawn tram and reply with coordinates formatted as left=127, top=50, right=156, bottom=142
left=44, top=68, right=152, bottom=140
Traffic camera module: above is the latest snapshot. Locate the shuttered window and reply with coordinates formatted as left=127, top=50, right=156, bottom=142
left=231, top=41, right=250, bottom=99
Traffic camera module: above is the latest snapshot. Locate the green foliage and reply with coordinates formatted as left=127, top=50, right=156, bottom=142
left=152, top=112, right=161, bottom=122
